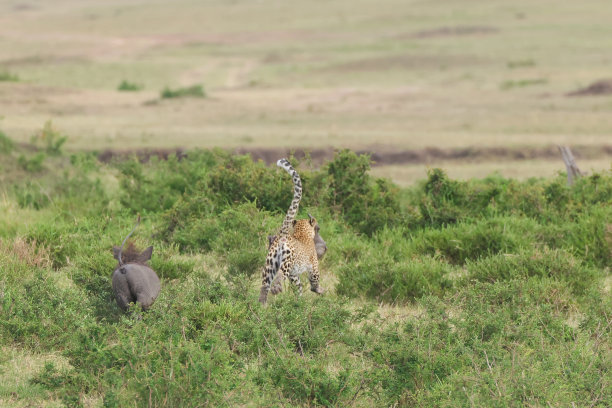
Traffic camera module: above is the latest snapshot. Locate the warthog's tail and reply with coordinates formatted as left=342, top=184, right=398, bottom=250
left=118, top=214, right=141, bottom=266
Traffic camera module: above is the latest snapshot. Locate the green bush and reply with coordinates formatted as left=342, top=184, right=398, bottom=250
left=149, top=254, right=196, bottom=280
left=17, top=152, right=46, bottom=172
left=207, top=153, right=295, bottom=211
left=369, top=280, right=609, bottom=406
left=409, top=216, right=538, bottom=264
left=539, top=206, right=611, bottom=267
left=325, top=150, right=405, bottom=235
left=336, top=254, right=453, bottom=302
left=464, top=248, right=600, bottom=295
left=0, top=70, right=19, bottom=82
left=0, top=271, right=93, bottom=349
left=117, top=80, right=143, bottom=91
left=169, top=202, right=273, bottom=278
left=413, top=170, right=612, bottom=227
left=118, top=151, right=215, bottom=213
left=0, top=130, right=14, bottom=154
left=501, top=78, right=547, bottom=89
left=236, top=296, right=368, bottom=406
left=31, top=121, right=67, bottom=156
left=13, top=181, right=51, bottom=209
left=160, top=84, right=205, bottom=99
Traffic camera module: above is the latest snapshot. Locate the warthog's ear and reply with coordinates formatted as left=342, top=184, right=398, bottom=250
left=112, top=246, right=121, bottom=261
left=138, top=246, right=153, bottom=263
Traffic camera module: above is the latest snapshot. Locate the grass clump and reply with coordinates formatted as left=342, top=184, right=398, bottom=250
left=409, top=216, right=538, bottom=264
left=13, top=181, right=51, bottom=209
left=464, top=248, right=600, bottom=295
left=17, top=152, right=46, bottom=172
left=507, top=59, right=536, bottom=68
left=31, top=120, right=68, bottom=156
left=117, top=80, right=143, bottom=91
left=160, top=84, right=205, bottom=99
left=336, top=252, right=453, bottom=303
left=370, top=280, right=610, bottom=406
left=500, top=78, right=548, bottom=89
left=324, top=149, right=406, bottom=235
left=0, top=130, right=14, bottom=154
left=0, top=70, right=19, bottom=82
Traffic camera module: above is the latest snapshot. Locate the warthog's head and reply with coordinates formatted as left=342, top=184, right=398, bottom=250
left=267, top=224, right=328, bottom=260
left=111, top=216, right=160, bottom=312
left=113, top=242, right=153, bottom=266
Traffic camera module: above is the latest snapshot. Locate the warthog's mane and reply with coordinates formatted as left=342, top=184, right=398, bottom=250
left=115, top=242, right=150, bottom=265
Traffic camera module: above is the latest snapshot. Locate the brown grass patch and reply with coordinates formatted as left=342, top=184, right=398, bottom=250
left=97, top=144, right=612, bottom=169
left=322, top=54, right=483, bottom=73
left=410, top=25, right=499, bottom=39
left=567, top=79, right=612, bottom=96
left=0, top=346, right=71, bottom=407
left=0, top=238, right=51, bottom=268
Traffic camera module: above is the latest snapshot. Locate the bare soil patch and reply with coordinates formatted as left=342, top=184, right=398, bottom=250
left=567, top=79, right=612, bottom=96
left=409, top=26, right=499, bottom=39
left=97, top=144, right=612, bottom=167
left=322, top=54, right=482, bottom=73
left=0, top=54, right=87, bottom=67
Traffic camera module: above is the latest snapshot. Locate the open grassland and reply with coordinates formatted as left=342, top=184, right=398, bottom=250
left=0, top=0, right=611, bottom=183
left=0, top=136, right=610, bottom=406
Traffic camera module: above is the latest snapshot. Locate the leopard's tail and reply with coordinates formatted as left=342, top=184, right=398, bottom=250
left=277, top=158, right=302, bottom=237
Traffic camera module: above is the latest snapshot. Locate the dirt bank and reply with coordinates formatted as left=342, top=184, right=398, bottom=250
left=96, top=145, right=612, bottom=167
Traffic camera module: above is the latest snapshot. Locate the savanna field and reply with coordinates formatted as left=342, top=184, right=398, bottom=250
left=1, top=0, right=612, bottom=407
left=0, top=136, right=610, bottom=406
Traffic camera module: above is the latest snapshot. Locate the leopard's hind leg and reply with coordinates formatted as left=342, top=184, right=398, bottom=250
left=270, top=272, right=285, bottom=295
left=259, top=249, right=281, bottom=304
left=259, top=250, right=294, bottom=305
left=287, top=273, right=303, bottom=295
left=308, top=261, right=324, bottom=294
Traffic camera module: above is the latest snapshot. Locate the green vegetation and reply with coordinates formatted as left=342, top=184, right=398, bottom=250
left=31, top=120, right=67, bottom=156
left=0, top=70, right=19, bottom=82
left=160, top=84, right=206, bottom=99
left=0, top=130, right=14, bottom=154
left=17, top=152, right=46, bottom=173
left=500, top=78, right=548, bottom=90
left=117, top=80, right=143, bottom=91
left=0, top=133, right=610, bottom=406
left=507, top=59, right=536, bottom=69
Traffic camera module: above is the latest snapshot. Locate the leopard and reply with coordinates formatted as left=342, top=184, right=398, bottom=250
left=258, top=158, right=325, bottom=305
left=266, top=221, right=327, bottom=295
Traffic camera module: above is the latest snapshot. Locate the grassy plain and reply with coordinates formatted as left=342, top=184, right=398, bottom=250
left=0, top=0, right=611, bottom=183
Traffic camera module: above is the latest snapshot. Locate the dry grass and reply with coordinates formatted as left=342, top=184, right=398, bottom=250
left=0, top=0, right=611, bottom=188
left=0, top=347, right=69, bottom=408
left=0, top=238, right=51, bottom=269
left=372, top=158, right=612, bottom=186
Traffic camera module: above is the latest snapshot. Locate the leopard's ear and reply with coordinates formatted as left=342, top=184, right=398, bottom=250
left=293, top=219, right=298, bottom=227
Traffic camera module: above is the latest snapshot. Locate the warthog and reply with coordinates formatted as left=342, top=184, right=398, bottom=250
left=112, top=217, right=160, bottom=311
